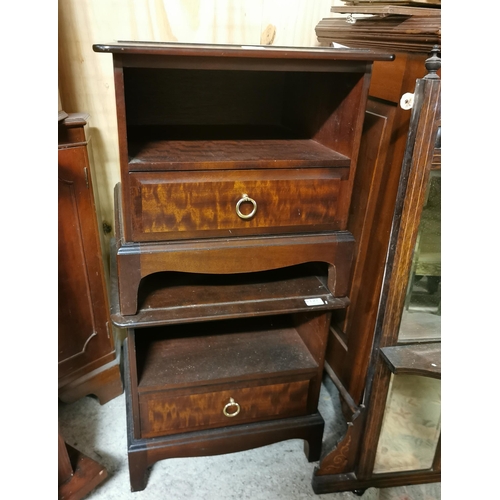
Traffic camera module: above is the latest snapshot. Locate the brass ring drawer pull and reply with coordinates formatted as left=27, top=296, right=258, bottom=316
left=236, top=194, right=257, bottom=220
left=223, top=397, right=241, bottom=417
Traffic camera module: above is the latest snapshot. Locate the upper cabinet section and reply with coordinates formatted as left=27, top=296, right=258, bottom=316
left=94, top=42, right=393, bottom=242
left=94, top=42, right=394, bottom=173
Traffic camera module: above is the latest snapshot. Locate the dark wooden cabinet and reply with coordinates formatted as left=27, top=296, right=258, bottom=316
left=313, top=49, right=441, bottom=494
left=93, top=41, right=393, bottom=492
left=58, top=113, right=123, bottom=404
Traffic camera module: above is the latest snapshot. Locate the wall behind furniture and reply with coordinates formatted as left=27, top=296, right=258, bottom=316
left=58, top=0, right=338, bottom=252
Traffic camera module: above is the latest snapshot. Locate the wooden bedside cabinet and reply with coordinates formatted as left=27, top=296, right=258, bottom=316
left=93, top=41, right=393, bottom=492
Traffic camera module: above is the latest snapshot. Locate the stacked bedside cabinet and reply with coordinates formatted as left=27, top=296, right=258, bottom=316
left=93, top=42, right=394, bottom=492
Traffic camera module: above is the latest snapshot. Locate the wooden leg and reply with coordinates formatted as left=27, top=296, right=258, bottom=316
left=303, top=416, right=324, bottom=462
left=58, top=440, right=108, bottom=500
left=128, top=448, right=149, bottom=492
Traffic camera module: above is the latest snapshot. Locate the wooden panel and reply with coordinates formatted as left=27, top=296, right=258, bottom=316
left=58, top=170, right=95, bottom=363
left=130, top=169, right=343, bottom=240
left=293, top=312, right=331, bottom=412
left=58, top=431, right=73, bottom=486
left=326, top=98, right=397, bottom=395
left=58, top=441, right=108, bottom=500
left=380, top=343, right=441, bottom=378
left=325, top=325, right=348, bottom=380
left=128, top=138, right=350, bottom=171
left=58, top=145, right=115, bottom=380
left=139, top=379, right=311, bottom=438
left=110, top=260, right=349, bottom=328
left=326, top=53, right=432, bottom=404
left=370, top=52, right=430, bottom=103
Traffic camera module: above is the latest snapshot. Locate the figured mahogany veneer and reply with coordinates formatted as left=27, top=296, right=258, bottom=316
left=129, top=167, right=348, bottom=242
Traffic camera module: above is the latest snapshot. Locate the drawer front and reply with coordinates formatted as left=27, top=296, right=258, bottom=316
left=129, top=168, right=344, bottom=241
left=139, top=379, right=310, bottom=438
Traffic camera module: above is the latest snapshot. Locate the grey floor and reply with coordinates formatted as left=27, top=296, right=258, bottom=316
left=58, top=372, right=440, bottom=500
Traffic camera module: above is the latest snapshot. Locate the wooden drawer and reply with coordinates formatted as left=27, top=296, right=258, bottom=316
left=139, top=379, right=311, bottom=438
left=130, top=316, right=323, bottom=439
left=129, top=168, right=346, bottom=241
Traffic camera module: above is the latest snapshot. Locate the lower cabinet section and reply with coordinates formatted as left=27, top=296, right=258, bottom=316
left=124, top=311, right=331, bottom=491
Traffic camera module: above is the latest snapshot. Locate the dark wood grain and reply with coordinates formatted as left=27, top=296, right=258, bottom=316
left=58, top=435, right=108, bottom=500
left=129, top=168, right=345, bottom=241
left=58, top=430, right=73, bottom=485
left=58, top=350, right=124, bottom=406
left=128, top=312, right=330, bottom=438
left=114, top=228, right=354, bottom=317
left=110, top=248, right=348, bottom=328
left=128, top=138, right=350, bottom=170
left=353, top=62, right=441, bottom=483
left=316, top=12, right=440, bottom=53
left=58, top=113, right=123, bottom=404
left=328, top=98, right=398, bottom=404
left=313, top=469, right=441, bottom=495
left=140, top=379, right=311, bottom=438
left=123, top=340, right=325, bottom=491
left=293, top=312, right=331, bottom=412
left=377, top=78, right=441, bottom=350
left=93, top=40, right=394, bottom=63
left=355, top=76, right=441, bottom=477
left=326, top=51, right=431, bottom=405
left=135, top=317, right=317, bottom=391
left=317, top=51, right=441, bottom=493
left=124, top=331, right=141, bottom=440
left=380, top=343, right=440, bottom=378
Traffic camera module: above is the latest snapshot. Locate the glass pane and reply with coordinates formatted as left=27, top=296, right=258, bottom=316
left=398, top=164, right=441, bottom=342
left=373, top=374, right=441, bottom=474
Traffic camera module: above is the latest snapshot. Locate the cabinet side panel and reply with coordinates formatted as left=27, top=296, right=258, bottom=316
left=58, top=146, right=115, bottom=381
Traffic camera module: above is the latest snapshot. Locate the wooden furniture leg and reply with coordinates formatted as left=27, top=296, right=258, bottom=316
left=58, top=428, right=108, bottom=500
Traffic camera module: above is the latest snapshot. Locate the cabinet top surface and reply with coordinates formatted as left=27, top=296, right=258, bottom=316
left=92, top=40, right=394, bottom=62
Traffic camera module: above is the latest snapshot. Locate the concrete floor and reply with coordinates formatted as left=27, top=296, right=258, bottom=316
left=58, top=373, right=440, bottom=500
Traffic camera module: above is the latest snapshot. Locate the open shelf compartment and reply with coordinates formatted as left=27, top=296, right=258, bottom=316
left=134, top=315, right=319, bottom=393
left=110, top=247, right=349, bottom=328
left=122, top=67, right=365, bottom=171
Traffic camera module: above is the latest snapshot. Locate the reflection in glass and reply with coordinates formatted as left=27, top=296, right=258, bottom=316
left=373, top=374, right=441, bottom=474
left=399, top=164, right=441, bottom=342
